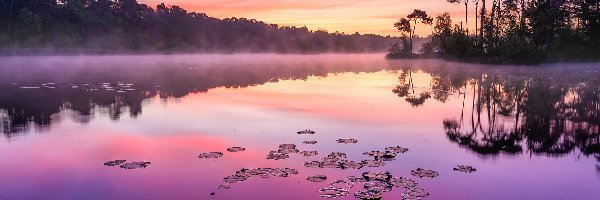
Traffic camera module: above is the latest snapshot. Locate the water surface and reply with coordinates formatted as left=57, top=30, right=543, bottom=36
left=1, top=54, right=599, bottom=200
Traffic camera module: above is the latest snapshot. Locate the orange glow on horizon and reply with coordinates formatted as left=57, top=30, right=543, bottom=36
left=138, top=0, right=483, bottom=36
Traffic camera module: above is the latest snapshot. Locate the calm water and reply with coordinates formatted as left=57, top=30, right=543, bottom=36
left=1, top=54, right=599, bottom=200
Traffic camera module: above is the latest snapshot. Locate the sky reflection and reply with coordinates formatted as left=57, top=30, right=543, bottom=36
left=0, top=55, right=599, bottom=199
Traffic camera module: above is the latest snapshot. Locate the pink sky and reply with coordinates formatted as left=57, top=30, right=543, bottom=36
left=138, top=0, right=479, bottom=36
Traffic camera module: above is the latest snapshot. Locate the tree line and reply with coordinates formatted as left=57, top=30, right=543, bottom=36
left=388, top=0, right=600, bottom=64
left=0, top=0, right=396, bottom=54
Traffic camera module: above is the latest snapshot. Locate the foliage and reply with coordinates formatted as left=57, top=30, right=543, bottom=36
left=0, top=0, right=396, bottom=53
left=390, top=0, right=600, bottom=64
left=389, top=9, right=433, bottom=58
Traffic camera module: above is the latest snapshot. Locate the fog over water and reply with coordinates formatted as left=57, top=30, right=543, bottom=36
left=0, top=54, right=599, bottom=200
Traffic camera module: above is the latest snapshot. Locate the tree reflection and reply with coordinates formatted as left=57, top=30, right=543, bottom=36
left=392, top=66, right=600, bottom=161
left=0, top=55, right=385, bottom=137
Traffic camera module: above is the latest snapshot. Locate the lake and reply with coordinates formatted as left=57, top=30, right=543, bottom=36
left=1, top=54, right=599, bottom=200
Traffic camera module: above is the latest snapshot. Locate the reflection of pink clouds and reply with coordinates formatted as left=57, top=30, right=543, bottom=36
left=0, top=131, right=315, bottom=199
left=177, top=72, right=458, bottom=125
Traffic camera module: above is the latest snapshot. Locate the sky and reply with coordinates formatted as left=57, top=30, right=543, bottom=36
left=138, top=0, right=478, bottom=36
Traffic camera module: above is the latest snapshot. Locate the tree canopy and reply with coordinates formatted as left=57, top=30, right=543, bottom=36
left=388, top=0, right=600, bottom=64
left=0, top=0, right=396, bottom=54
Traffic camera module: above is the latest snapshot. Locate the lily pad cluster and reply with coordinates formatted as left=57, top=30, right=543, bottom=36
left=104, top=160, right=151, bottom=169
left=319, top=171, right=429, bottom=200
left=411, top=168, right=439, bottom=178
left=198, top=152, right=224, bottom=159
left=453, top=165, right=476, bottom=173
left=223, top=168, right=299, bottom=183
left=304, top=152, right=364, bottom=169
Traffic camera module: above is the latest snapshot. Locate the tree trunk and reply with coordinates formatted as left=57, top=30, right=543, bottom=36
left=480, top=0, right=486, bottom=47
left=411, top=19, right=416, bottom=53
left=465, top=0, right=469, bottom=35
left=490, top=0, right=497, bottom=45
left=475, top=2, right=479, bottom=43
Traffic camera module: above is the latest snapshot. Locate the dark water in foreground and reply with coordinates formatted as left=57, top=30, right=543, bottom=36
left=0, top=54, right=599, bottom=200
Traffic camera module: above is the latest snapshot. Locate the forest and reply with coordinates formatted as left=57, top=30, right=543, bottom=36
left=387, top=0, right=600, bottom=64
left=0, top=0, right=396, bottom=54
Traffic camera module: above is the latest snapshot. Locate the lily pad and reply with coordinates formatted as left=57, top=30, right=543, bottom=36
left=353, top=189, right=383, bottom=200
left=385, top=146, right=409, bottom=153
left=402, top=187, right=430, bottom=199
left=104, top=160, right=127, bottom=166
left=453, top=165, right=476, bottom=173
left=303, top=141, right=318, bottom=144
left=361, top=160, right=386, bottom=168
left=318, top=187, right=349, bottom=198
left=411, top=168, right=439, bottom=178
left=223, top=168, right=298, bottom=184
left=307, top=175, right=328, bottom=182
left=120, top=161, right=151, bottom=169
left=364, top=181, right=393, bottom=193
left=337, top=139, right=358, bottom=144
left=199, top=152, right=224, bottom=159
left=300, top=151, right=319, bottom=156
left=362, top=171, right=392, bottom=182
left=227, top=147, right=246, bottom=152
left=298, top=130, right=316, bottom=135
left=267, top=151, right=290, bottom=160
left=389, top=177, right=417, bottom=188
